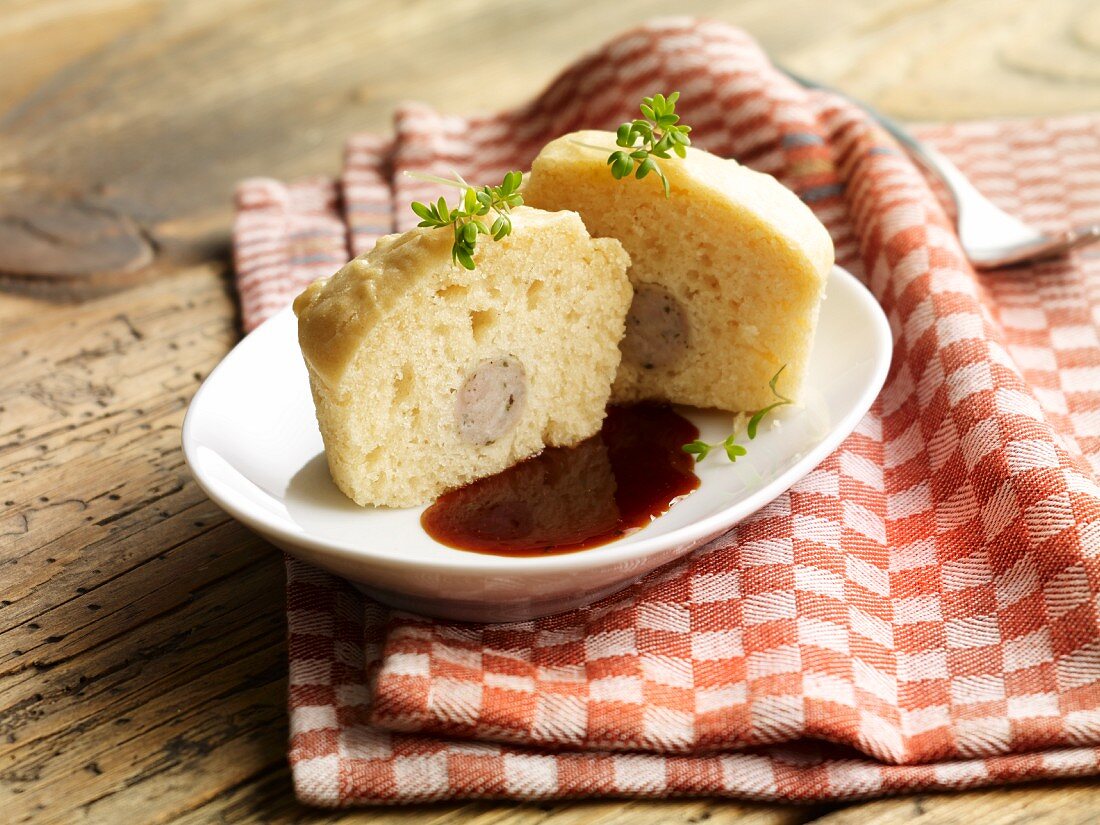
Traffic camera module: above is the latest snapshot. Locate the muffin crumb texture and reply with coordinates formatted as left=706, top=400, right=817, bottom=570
left=524, top=130, right=834, bottom=411
left=294, top=206, right=632, bottom=507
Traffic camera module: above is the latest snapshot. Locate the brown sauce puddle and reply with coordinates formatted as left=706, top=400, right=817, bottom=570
left=421, top=405, right=700, bottom=556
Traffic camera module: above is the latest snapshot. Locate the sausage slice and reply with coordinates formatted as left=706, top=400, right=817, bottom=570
left=620, top=283, right=690, bottom=370
left=455, top=356, right=528, bottom=446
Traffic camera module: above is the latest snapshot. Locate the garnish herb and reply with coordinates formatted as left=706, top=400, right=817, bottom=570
left=410, top=170, right=524, bottom=270
left=607, top=92, right=692, bottom=197
left=683, top=366, right=793, bottom=463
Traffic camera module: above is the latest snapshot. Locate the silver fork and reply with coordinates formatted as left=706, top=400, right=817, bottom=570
left=780, top=67, right=1100, bottom=269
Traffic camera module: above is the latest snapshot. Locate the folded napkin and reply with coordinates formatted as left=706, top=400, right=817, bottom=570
left=233, top=18, right=1100, bottom=807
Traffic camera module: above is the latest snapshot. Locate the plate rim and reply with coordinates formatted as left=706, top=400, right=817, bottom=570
left=182, top=264, right=892, bottom=575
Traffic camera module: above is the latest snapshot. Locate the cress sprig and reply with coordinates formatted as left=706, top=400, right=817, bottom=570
left=409, top=170, right=524, bottom=270
left=683, top=366, right=793, bottom=463
left=606, top=92, right=692, bottom=197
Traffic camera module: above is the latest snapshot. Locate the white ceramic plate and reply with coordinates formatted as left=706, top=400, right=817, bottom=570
left=183, top=265, right=891, bottom=622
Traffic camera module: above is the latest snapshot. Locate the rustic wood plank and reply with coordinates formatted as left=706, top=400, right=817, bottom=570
left=0, top=196, right=154, bottom=285
left=806, top=780, right=1100, bottom=825
left=1, top=0, right=1099, bottom=823
left=3, top=0, right=1099, bottom=292
left=172, top=778, right=829, bottom=825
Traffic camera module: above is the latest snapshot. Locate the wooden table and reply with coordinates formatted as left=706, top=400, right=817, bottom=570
left=2, top=1, right=1099, bottom=822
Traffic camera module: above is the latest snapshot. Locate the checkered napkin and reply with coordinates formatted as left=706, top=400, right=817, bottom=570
left=232, top=18, right=1100, bottom=807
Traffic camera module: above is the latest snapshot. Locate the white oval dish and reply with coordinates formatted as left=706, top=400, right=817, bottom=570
left=183, top=265, right=891, bottom=622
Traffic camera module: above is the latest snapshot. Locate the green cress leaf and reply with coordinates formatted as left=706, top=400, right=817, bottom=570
left=684, top=366, right=793, bottom=463
left=408, top=170, right=525, bottom=270
left=682, top=440, right=711, bottom=462
left=725, top=443, right=748, bottom=461
left=746, top=366, right=792, bottom=440
left=411, top=201, right=434, bottom=223
left=606, top=92, right=692, bottom=198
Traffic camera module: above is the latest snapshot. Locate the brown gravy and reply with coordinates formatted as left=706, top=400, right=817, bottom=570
left=421, top=405, right=700, bottom=556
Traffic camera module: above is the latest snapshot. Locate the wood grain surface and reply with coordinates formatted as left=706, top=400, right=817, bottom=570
left=2, top=1, right=1099, bottom=822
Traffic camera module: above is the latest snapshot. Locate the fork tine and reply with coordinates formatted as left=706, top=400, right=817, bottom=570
left=1067, top=224, right=1100, bottom=246
left=775, top=63, right=1097, bottom=271
left=970, top=225, right=1100, bottom=269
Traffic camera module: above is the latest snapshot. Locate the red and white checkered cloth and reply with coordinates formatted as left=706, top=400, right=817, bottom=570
left=233, top=18, right=1100, bottom=807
